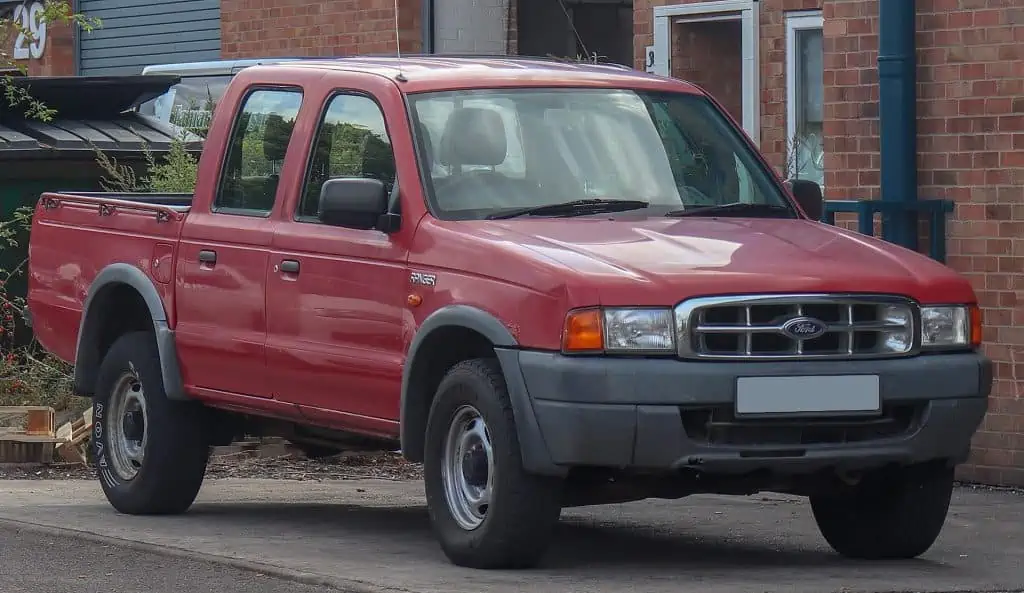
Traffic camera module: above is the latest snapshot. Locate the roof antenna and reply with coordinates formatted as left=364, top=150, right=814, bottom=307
left=393, top=0, right=407, bottom=82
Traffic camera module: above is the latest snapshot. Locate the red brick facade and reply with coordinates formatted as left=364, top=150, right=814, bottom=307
left=826, top=0, right=1024, bottom=486
left=3, top=4, right=76, bottom=76
left=636, top=0, right=1024, bottom=486
left=220, top=0, right=422, bottom=59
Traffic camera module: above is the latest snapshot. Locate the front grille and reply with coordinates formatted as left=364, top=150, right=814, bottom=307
left=680, top=404, right=921, bottom=448
left=675, top=294, right=918, bottom=360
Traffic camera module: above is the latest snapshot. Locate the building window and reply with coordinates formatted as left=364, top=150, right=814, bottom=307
left=785, top=11, right=824, bottom=186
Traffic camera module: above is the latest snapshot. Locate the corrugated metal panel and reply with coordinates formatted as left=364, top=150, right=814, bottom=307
left=79, top=0, right=221, bottom=76
left=0, top=115, right=203, bottom=159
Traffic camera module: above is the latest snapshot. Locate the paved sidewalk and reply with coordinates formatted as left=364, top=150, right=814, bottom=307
left=0, top=478, right=1021, bottom=593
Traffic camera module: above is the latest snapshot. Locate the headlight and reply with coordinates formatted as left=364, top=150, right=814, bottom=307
left=562, top=307, right=675, bottom=354
left=880, top=304, right=914, bottom=353
left=920, top=305, right=981, bottom=348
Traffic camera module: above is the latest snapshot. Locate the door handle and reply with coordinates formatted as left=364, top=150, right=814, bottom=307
left=280, top=259, right=300, bottom=274
left=198, top=249, right=217, bottom=264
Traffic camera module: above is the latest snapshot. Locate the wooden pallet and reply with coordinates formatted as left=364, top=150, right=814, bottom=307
left=54, top=408, right=93, bottom=464
left=0, top=406, right=55, bottom=435
left=0, top=406, right=64, bottom=463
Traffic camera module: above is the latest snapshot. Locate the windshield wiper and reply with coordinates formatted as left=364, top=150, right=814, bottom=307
left=665, top=202, right=795, bottom=219
left=486, top=199, right=650, bottom=220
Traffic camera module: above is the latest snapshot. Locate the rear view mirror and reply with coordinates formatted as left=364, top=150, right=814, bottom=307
left=785, top=178, right=824, bottom=221
left=318, top=178, right=390, bottom=230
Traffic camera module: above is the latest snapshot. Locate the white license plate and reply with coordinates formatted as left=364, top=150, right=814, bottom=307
left=735, top=375, right=880, bottom=416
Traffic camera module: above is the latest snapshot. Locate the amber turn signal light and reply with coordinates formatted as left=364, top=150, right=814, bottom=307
left=563, top=308, right=604, bottom=352
left=969, top=304, right=983, bottom=348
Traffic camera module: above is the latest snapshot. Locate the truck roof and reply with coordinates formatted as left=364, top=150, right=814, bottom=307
left=247, top=55, right=703, bottom=95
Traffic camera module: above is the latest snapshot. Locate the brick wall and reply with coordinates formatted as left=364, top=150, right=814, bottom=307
left=2, top=2, right=77, bottom=76
left=29, top=20, right=75, bottom=76
left=638, top=0, right=1024, bottom=485
left=825, top=0, right=1024, bottom=486
left=221, top=0, right=422, bottom=59
left=671, top=20, right=745, bottom=122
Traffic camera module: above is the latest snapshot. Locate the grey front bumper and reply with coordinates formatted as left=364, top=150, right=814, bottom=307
left=494, top=349, right=991, bottom=477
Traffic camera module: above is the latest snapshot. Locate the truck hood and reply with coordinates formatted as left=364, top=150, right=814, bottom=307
left=474, top=216, right=975, bottom=306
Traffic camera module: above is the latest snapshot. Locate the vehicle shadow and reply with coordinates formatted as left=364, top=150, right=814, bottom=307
left=182, top=501, right=955, bottom=574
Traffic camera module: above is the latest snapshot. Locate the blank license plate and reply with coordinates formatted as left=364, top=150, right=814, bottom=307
left=735, top=375, right=880, bottom=416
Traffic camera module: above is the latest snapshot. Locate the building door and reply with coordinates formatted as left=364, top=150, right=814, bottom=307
left=652, top=0, right=759, bottom=144
left=78, top=0, right=222, bottom=75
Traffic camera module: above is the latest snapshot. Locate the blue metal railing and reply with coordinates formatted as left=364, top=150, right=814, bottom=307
left=822, top=199, right=955, bottom=264
left=819, top=3, right=957, bottom=266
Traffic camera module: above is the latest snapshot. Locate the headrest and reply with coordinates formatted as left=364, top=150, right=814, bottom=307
left=263, top=114, right=294, bottom=162
left=439, top=107, right=507, bottom=167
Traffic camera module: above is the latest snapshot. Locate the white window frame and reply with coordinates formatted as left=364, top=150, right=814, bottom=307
left=652, top=0, right=760, bottom=145
left=785, top=10, right=824, bottom=179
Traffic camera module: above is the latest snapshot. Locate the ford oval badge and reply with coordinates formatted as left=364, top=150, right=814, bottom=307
left=781, top=316, right=828, bottom=340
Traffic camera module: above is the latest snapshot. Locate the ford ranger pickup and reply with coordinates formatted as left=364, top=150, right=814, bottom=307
left=26, top=56, right=991, bottom=570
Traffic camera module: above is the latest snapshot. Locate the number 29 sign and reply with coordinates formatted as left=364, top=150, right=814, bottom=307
left=10, top=1, right=47, bottom=60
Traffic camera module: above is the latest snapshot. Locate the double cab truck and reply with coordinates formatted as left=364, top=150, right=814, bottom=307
left=26, top=56, right=991, bottom=569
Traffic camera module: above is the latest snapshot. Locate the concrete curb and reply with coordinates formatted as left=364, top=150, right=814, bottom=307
left=0, top=516, right=411, bottom=593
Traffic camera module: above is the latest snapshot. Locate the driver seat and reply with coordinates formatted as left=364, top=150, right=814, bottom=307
left=438, top=106, right=508, bottom=170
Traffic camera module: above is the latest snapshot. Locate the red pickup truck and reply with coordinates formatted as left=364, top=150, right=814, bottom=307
left=27, top=56, right=990, bottom=569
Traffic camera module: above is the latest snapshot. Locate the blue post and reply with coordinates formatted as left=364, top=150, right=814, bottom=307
left=877, top=0, right=918, bottom=250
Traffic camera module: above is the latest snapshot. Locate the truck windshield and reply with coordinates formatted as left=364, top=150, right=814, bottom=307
left=408, top=88, right=794, bottom=220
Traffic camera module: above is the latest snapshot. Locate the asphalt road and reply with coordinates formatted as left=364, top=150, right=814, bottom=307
left=0, top=524, right=337, bottom=593
left=0, top=478, right=1022, bottom=593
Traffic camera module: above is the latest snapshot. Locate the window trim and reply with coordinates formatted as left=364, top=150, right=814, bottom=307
left=212, top=84, right=304, bottom=219
left=785, top=10, right=824, bottom=180
left=294, top=89, right=398, bottom=225
left=652, top=0, right=761, bottom=144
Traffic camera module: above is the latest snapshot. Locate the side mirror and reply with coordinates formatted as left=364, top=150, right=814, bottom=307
left=785, top=178, right=824, bottom=221
left=318, top=177, right=391, bottom=230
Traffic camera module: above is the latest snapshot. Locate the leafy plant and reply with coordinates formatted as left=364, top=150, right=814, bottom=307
left=1, top=1, right=98, bottom=415
left=93, top=134, right=200, bottom=194
left=148, top=137, right=200, bottom=192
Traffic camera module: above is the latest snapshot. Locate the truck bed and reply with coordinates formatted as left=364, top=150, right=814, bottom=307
left=26, top=191, right=193, bottom=364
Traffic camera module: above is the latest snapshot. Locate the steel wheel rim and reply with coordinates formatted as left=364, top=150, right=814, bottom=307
left=441, top=405, right=494, bottom=531
left=107, top=370, right=148, bottom=481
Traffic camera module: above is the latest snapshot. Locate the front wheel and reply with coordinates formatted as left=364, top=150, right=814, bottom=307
left=423, top=358, right=563, bottom=569
left=810, top=463, right=955, bottom=559
left=92, top=331, right=210, bottom=515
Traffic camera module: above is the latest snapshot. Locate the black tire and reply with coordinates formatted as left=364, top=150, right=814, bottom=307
left=810, top=463, right=955, bottom=559
left=92, top=331, right=210, bottom=515
left=423, top=358, right=563, bottom=569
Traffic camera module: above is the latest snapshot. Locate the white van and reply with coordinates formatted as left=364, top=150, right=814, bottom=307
left=138, top=58, right=306, bottom=132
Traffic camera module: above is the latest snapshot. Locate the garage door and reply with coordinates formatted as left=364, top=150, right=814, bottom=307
left=78, top=0, right=221, bottom=75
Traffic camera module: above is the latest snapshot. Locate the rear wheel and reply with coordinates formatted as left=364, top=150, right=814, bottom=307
left=92, top=331, right=210, bottom=515
left=423, top=358, right=563, bottom=569
left=810, top=463, right=955, bottom=559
